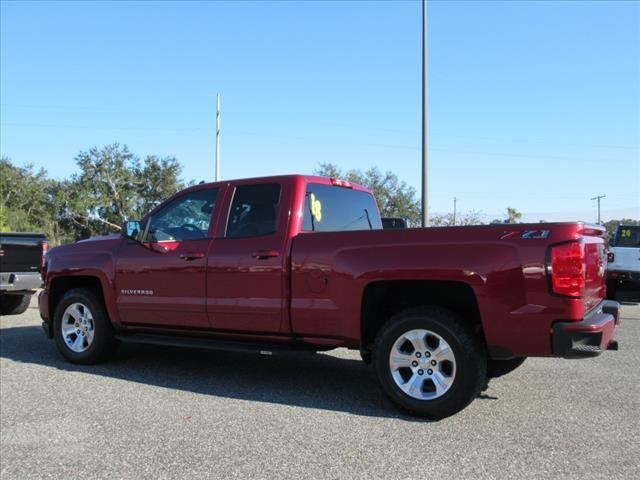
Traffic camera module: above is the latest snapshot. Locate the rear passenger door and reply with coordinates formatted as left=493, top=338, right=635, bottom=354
left=206, top=181, right=290, bottom=334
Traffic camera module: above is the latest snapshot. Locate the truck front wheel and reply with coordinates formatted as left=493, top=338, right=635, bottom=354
left=53, top=288, right=117, bottom=364
left=373, top=306, right=487, bottom=419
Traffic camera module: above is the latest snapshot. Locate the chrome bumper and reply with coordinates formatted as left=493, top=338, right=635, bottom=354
left=0, top=272, right=43, bottom=292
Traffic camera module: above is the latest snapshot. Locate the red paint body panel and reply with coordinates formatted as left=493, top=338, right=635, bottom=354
left=44, top=235, right=122, bottom=326
left=40, top=175, right=613, bottom=358
left=115, top=238, right=210, bottom=329
left=205, top=177, right=292, bottom=333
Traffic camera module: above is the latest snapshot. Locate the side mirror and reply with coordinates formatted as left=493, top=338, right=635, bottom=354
left=122, top=220, right=142, bottom=241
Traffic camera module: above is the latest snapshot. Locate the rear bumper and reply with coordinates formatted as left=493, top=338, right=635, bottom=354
left=552, top=300, right=621, bottom=359
left=607, top=270, right=640, bottom=288
left=0, top=272, right=42, bottom=293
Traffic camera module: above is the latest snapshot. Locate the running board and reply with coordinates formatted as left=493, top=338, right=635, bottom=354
left=114, top=333, right=315, bottom=356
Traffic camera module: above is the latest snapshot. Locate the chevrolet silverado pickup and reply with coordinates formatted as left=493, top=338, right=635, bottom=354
left=39, top=175, right=620, bottom=418
left=1, top=232, right=47, bottom=315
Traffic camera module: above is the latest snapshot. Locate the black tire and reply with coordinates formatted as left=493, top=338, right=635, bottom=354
left=53, top=288, right=117, bottom=364
left=360, top=349, right=372, bottom=364
left=487, top=357, right=526, bottom=379
left=373, top=306, right=487, bottom=419
left=0, top=294, right=32, bottom=316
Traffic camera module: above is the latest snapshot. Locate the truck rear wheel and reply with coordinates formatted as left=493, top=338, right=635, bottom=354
left=373, top=306, right=487, bottom=419
left=0, top=294, right=31, bottom=316
left=53, top=288, right=117, bottom=364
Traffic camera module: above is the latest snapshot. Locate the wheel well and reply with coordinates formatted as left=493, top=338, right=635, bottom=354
left=360, top=281, right=483, bottom=351
left=49, top=276, right=104, bottom=321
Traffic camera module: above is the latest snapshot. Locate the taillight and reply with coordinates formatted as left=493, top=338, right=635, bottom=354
left=330, top=178, right=353, bottom=188
left=42, top=241, right=49, bottom=268
left=549, top=241, right=585, bottom=298
left=607, top=251, right=615, bottom=263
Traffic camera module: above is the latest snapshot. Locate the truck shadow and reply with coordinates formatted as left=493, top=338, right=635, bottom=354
left=0, top=325, right=441, bottom=421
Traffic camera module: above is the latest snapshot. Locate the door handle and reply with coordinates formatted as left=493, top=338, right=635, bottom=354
left=179, top=252, right=205, bottom=261
left=251, top=250, right=280, bottom=260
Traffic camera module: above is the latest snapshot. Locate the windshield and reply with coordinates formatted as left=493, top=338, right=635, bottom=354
left=613, top=226, right=640, bottom=248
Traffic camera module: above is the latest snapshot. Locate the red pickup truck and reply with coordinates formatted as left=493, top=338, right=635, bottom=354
left=39, top=175, right=620, bottom=418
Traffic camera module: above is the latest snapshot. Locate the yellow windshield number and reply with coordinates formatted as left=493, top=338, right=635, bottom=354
left=621, top=229, right=631, bottom=238
left=310, top=193, right=322, bottom=223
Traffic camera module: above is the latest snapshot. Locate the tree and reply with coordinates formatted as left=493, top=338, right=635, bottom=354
left=62, top=144, right=186, bottom=238
left=315, top=163, right=422, bottom=226
left=491, top=207, right=523, bottom=224
left=135, top=155, right=185, bottom=215
left=430, top=211, right=485, bottom=227
left=0, top=157, right=67, bottom=243
left=506, top=207, right=522, bottom=224
left=1, top=145, right=189, bottom=244
left=71, top=143, right=138, bottom=229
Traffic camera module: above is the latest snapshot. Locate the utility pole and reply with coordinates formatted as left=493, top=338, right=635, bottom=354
left=215, top=93, right=221, bottom=182
left=590, top=194, right=605, bottom=224
left=421, top=0, right=429, bottom=227
left=453, top=197, right=457, bottom=226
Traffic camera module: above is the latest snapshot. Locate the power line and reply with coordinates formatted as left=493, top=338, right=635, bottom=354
left=2, top=122, right=626, bottom=163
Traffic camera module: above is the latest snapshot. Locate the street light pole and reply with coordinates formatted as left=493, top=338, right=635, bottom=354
left=453, top=197, right=457, bottom=226
left=215, top=93, right=221, bottom=182
left=590, top=194, right=606, bottom=224
left=421, top=0, right=429, bottom=227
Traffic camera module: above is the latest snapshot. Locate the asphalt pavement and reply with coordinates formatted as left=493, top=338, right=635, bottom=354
left=1, top=298, right=639, bottom=479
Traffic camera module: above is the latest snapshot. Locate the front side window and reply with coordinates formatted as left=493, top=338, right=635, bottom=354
left=226, top=183, right=281, bottom=238
left=147, top=188, right=218, bottom=242
left=302, top=183, right=382, bottom=232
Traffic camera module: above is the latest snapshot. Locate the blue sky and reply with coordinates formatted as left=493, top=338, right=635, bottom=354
left=1, top=0, right=638, bottom=222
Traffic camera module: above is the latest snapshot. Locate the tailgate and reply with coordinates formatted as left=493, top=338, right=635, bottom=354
left=0, top=234, right=45, bottom=273
left=584, top=236, right=607, bottom=311
left=609, top=247, right=640, bottom=273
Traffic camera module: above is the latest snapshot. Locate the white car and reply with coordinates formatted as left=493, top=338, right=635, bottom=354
left=607, top=225, right=640, bottom=299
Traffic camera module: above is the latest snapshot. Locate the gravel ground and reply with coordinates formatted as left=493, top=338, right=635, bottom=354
left=1, top=298, right=639, bottom=479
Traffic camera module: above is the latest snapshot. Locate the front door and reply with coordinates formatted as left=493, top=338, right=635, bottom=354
left=206, top=182, right=288, bottom=334
left=115, top=187, right=220, bottom=329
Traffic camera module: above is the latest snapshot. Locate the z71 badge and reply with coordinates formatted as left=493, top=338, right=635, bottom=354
left=500, top=230, right=550, bottom=240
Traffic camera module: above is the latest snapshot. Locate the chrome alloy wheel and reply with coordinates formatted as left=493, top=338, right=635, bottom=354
left=61, top=303, right=95, bottom=353
left=388, top=329, right=456, bottom=400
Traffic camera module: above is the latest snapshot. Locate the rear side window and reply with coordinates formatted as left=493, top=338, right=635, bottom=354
left=302, top=183, right=382, bottom=232
left=226, top=183, right=281, bottom=238
left=614, top=226, right=640, bottom=247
